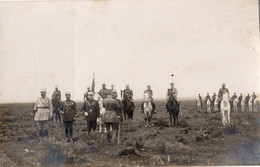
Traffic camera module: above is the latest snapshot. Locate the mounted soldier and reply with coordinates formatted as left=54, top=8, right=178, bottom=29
left=166, top=83, right=180, bottom=112
left=205, top=93, right=211, bottom=105
left=231, top=92, right=237, bottom=112
left=211, top=92, right=216, bottom=107
left=84, top=86, right=91, bottom=101
left=52, top=86, right=61, bottom=124
left=98, top=84, right=110, bottom=99
left=238, top=93, right=243, bottom=112
left=217, top=83, right=230, bottom=109
left=141, top=85, right=155, bottom=113
left=122, top=84, right=135, bottom=119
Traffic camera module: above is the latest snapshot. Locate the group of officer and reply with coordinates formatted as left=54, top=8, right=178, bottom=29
left=197, top=83, right=257, bottom=112
left=33, top=83, right=180, bottom=142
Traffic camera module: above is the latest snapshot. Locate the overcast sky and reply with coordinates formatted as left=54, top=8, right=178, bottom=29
left=0, top=0, right=259, bottom=103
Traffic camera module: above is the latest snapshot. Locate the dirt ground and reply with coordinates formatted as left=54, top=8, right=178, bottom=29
left=0, top=100, right=260, bottom=166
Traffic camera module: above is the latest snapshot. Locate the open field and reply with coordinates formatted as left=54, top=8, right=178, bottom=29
left=0, top=100, right=260, bottom=166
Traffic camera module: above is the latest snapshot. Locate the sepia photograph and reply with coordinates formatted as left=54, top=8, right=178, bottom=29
left=0, top=0, right=259, bottom=166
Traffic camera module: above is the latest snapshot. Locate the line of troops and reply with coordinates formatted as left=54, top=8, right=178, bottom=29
left=33, top=83, right=179, bottom=143
left=197, top=83, right=257, bottom=112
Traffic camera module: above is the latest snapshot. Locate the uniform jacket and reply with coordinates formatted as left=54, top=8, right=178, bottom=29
left=103, top=97, right=121, bottom=123
left=61, top=100, right=77, bottom=122
left=166, top=88, right=178, bottom=101
left=238, top=96, right=243, bottom=102
left=218, top=88, right=229, bottom=100
left=231, top=95, right=237, bottom=101
left=34, top=97, right=53, bottom=121
left=82, top=99, right=100, bottom=121
left=123, top=89, right=133, bottom=100
left=98, top=88, right=110, bottom=99
left=52, top=90, right=61, bottom=100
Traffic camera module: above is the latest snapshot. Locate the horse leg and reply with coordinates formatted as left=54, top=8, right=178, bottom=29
left=169, top=113, right=173, bottom=127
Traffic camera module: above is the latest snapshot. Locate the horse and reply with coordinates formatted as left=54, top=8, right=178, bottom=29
left=52, top=98, right=61, bottom=125
left=196, top=97, right=202, bottom=113
left=143, top=100, right=153, bottom=127
left=249, top=97, right=253, bottom=112
left=166, top=96, right=180, bottom=127
left=206, top=99, right=211, bottom=113
left=94, top=94, right=107, bottom=133
left=214, top=98, right=219, bottom=113
left=121, top=92, right=134, bottom=120
left=233, top=97, right=238, bottom=113
left=220, top=92, right=231, bottom=126
left=241, top=96, right=246, bottom=112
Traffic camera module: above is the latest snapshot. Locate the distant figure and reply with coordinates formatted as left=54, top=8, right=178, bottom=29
left=103, top=94, right=122, bottom=144
left=52, top=86, right=61, bottom=125
left=205, top=93, right=211, bottom=105
left=245, top=94, right=250, bottom=112
left=98, top=84, right=110, bottom=99
left=82, top=92, right=100, bottom=134
left=141, top=85, right=156, bottom=113
left=206, top=98, right=211, bottom=113
left=252, top=92, right=257, bottom=112
left=238, top=93, right=243, bottom=112
left=196, top=94, right=202, bottom=112
left=60, top=91, right=77, bottom=142
left=166, top=83, right=181, bottom=112
left=52, top=86, right=61, bottom=100
left=211, top=92, right=216, bottom=106
left=84, top=87, right=91, bottom=101
left=217, top=83, right=229, bottom=109
left=233, top=97, right=239, bottom=113
left=34, top=89, right=53, bottom=137
left=231, top=92, right=237, bottom=112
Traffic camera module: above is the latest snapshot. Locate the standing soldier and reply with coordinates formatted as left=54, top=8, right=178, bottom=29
left=84, top=86, right=91, bottom=101
left=33, top=89, right=53, bottom=137
left=212, top=92, right=216, bottom=107
left=245, top=94, right=250, bottom=112
left=82, top=92, right=100, bottom=135
left=123, top=84, right=135, bottom=108
left=98, top=84, right=110, bottom=99
left=60, top=91, right=77, bottom=142
left=231, top=92, right=237, bottom=112
left=238, top=93, right=243, bottom=112
left=103, top=94, right=122, bottom=144
left=141, top=85, right=155, bottom=113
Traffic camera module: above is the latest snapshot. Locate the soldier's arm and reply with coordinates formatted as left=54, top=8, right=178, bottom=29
left=33, top=99, right=38, bottom=112
left=48, top=98, right=53, bottom=118
left=73, top=102, right=77, bottom=116
left=96, top=101, right=100, bottom=116
left=151, top=90, right=153, bottom=97
left=81, top=102, right=86, bottom=112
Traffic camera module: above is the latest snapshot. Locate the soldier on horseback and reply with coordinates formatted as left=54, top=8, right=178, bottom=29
left=141, top=85, right=156, bottom=113
left=217, top=83, right=230, bottom=110
left=84, top=86, right=91, bottom=101
left=52, top=86, right=61, bottom=124
left=166, top=83, right=180, bottom=112
left=98, top=84, right=110, bottom=99
left=122, top=84, right=135, bottom=108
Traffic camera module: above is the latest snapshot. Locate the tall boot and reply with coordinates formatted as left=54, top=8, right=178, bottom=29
left=69, top=128, right=73, bottom=142
left=44, top=130, right=48, bottom=138
left=39, top=130, right=43, bottom=137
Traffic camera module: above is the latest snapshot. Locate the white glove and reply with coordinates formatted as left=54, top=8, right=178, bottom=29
left=84, top=112, right=88, bottom=116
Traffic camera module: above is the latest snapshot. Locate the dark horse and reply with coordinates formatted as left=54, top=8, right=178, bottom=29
left=121, top=91, right=134, bottom=120
left=52, top=98, right=61, bottom=125
left=166, top=97, right=180, bottom=126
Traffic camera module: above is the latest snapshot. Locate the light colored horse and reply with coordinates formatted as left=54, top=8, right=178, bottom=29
left=94, top=94, right=107, bottom=133
left=196, top=97, right=202, bottom=112
left=233, top=97, right=238, bottom=113
left=143, top=101, right=153, bottom=127
left=214, top=98, right=219, bottom=112
left=220, top=92, right=231, bottom=126
left=249, top=97, right=253, bottom=112
left=206, top=99, right=211, bottom=113
left=241, top=96, right=246, bottom=112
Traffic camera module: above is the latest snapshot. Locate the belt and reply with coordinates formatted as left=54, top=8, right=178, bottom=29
left=37, top=107, right=49, bottom=109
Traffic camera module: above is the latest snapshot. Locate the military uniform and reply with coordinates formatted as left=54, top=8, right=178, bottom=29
left=142, top=89, right=155, bottom=112
left=217, top=88, right=229, bottom=101
left=34, top=94, right=53, bottom=137
left=82, top=98, right=100, bottom=133
left=166, top=88, right=178, bottom=101
left=123, top=88, right=135, bottom=108
left=98, top=88, right=110, bottom=99
left=245, top=95, right=250, bottom=111
left=205, top=95, right=211, bottom=104
left=60, top=99, right=77, bottom=141
left=103, top=95, right=121, bottom=143
left=212, top=94, right=216, bottom=106
left=52, top=90, right=61, bottom=100
left=231, top=94, right=237, bottom=111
